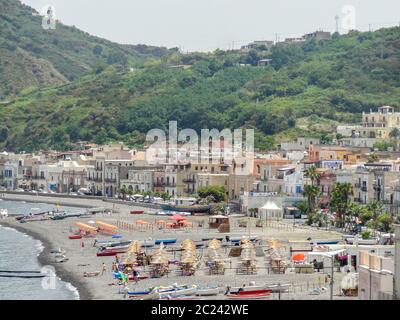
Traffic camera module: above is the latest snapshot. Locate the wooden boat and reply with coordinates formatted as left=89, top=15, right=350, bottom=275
left=130, top=210, right=144, bottom=215
left=226, top=292, right=270, bottom=300
left=155, top=238, right=177, bottom=245
left=128, top=284, right=191, bottom=297
left=130, top=292, right=159, bottom=300
left=202, top=237, right=224, bottom=242
left=160, top=204, right=211, bottom=213
left=195, top=287, right=219, bottom=296
left=310, top=240, right=340, bottom=245
left=229, top=287, right=271, bottom=294
left=105, top=241, right=132, bottom=248
left=343, top=236, right=378, bottom=245
left=265, top=283, right=290, bottom=292
left=158, top=285, right=197, bottom=299
left=140, top=240, right=155, bottom=247
left=97, top=246, right=129, bottom=256
left=68, top=235, right=82, bottom=240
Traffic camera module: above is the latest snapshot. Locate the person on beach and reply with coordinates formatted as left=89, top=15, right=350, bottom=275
left=81, top=241, right=85, bottom=248
left=101, top=263, right=107, bottom=275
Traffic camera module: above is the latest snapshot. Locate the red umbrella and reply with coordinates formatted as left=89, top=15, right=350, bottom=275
left=169, top=214, right=185, bottom=221
left=292, top=253, right=305, bottom=262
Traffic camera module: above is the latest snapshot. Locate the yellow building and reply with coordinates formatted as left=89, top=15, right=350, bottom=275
left=359, top=106, right=400, bottom=139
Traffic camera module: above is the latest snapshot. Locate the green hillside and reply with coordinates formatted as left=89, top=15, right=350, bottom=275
left=0, top=1, right=399, bottom=152
left=0, top=0, right=173, bottom=99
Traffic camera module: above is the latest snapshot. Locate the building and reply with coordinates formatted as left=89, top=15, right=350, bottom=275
left=280, top=137, right=320, bottom=152
left=358, top=250, right=394, bottom=300
left=241, top=40, right=274, bottom=51
left=358, top=106, right=400, bottom=139
left=394, top=224, right=400, bottom=300
left=45, top=161, right=90, bottom=193
left=304, top=31, right=331, bottom=41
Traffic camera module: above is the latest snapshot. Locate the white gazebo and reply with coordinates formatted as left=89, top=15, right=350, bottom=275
left=259, top=201, right=282, bottom=220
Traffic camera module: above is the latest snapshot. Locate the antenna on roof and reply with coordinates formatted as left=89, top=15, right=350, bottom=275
left=335, top=15, right=340, bottom=34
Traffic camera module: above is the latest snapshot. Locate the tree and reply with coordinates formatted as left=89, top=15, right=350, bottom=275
left=389, top=128, right=400, bottom=139
left=198, top=186, right=227, bottom=203
left=376, top=213, right=392, bottom=232
left=303, top=185, right=320, bottom=224
left=304, top=166, right=320, bottom=186
left=329, top=183, right=354, bottom=228
left=120, top=186, right=128, bottom=199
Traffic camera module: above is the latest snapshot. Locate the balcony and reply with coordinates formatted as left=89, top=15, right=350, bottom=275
left=183, top=178, right=196, bottom=183
left=184, top=189, right=195, bottom=194
left=361, top=186, right=368, bottom=192
left=88, top=177, right=102, bottom=182
left=105, top=178, right=117, bottom=183
left=165, top=183, right=176, bottom=187
left=153, top=182, right=166, bottom=187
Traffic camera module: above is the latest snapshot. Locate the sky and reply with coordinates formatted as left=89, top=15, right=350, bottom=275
left=21, top=0, right=400, bottom=52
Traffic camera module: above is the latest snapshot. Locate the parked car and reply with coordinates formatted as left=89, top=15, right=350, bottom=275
left=15, top=188, right=25, bottom=192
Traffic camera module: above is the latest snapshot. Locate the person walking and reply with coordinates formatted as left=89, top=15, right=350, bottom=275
left=101, top=262, right=107, bottom=276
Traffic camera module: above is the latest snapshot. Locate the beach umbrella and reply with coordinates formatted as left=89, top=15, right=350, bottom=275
left=292, top=253, right=306, bottom=262
left=169, top=214, right=185, bottom=221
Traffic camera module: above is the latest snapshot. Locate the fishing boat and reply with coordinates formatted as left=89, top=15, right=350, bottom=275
left=140, top=240, right=155, bottom=247
left=68, top=235, right=82, bottom=240
left=195, top=286, right=220, bottom=296
left=310, top=240, right=340, bottom=245
left=202, top=237, right=224, bottom=242
left=97, top=245, right=130, bottom=256
left=343, top=237, right=378, bottom=245
left=158, top=285, right=197, bottom=299
left=229, top=235, right=259, bottom=244
left=130, top=210, right=144, bottom=215
left=265, top=283, right=290, bottom=292
left=104, top=241, right=132, bottom=248
left=128, top=284, right=190, bottom=297
left=155, top=238, right=177, bottom=245
left=160, top=204, right=211, bottom=213
left=226, top=292, right=270, bottom=300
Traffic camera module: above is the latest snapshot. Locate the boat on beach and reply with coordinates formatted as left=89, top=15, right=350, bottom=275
left=226, top=292, right=270, bottom=300
left=130, top=210, right=144, bottom=215
left=160, top=204, right=211, bottom=213
left=195, top=286, right=220, bottom=296
left=155, top=238, right=177, bottom=245
left=343, top=235, right=379, bottom=245
left=97, top=245, right=130, bottom=256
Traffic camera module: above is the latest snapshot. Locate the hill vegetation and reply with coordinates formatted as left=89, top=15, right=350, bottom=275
left=0, top=1, right=399, bottom=152
left=0, top=0, right=173, bottom=99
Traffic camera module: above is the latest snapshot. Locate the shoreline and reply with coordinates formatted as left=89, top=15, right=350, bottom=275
left=0, top=221, right=93, bottom=300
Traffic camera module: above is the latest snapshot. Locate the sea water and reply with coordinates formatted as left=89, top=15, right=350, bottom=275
left=0, top=200, right=82, bottom=300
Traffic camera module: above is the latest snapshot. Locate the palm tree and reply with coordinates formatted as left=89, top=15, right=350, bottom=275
left=303, top=185, right=321, bottom=223
left=329, top=183, right=354, bottom=228
left=304, top=166, right=321, bottom=187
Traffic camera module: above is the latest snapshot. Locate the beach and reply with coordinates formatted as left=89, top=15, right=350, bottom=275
left=0, top=193, right=350, bottom=300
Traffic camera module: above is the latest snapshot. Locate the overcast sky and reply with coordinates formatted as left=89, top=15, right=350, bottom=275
left=21, top=0, right=400, bottom=52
